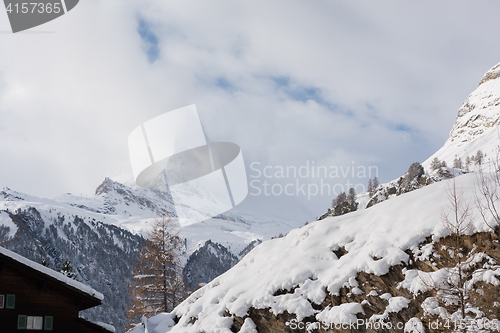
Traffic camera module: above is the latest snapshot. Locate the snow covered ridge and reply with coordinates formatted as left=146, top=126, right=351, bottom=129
left=318, top=163, right=460, bottom=220
left=322, top=62, right=500, bottom=217
left=0, top=246, right=104, bottom=301
left=479, top=62, right=500, bottom=87
left=426, top=62, right=500, bottom=168
left=90, top=321, right=116, bottom=333
left=132, top=173, right=500, bottom=333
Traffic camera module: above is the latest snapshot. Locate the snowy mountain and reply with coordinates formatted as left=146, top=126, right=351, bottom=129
left=86, top=176, right=311, bottom=255
left=137, top=173, right=496, bottom=333
left=131, top=62, right=500, bottom=333
left=0, top=175, right=311, bottom=332
left=423, top=62, right=500, bottom=171
left=0, top=187, right=144, bottom=332
left=319, top=63, right=500, bottom=217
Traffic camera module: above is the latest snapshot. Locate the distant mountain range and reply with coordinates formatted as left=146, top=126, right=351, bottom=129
left=0, top=171, right=312, bottom=333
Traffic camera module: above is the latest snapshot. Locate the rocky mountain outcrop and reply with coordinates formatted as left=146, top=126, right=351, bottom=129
left=73, top=177, right=175, bottom=217
left=423, top=61, right=500, bottom=171
left=449, top=66, right=500, bottom=145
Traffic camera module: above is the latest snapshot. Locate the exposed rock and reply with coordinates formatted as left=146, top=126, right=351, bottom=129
left=227, top=231, right=500, bottom=333
left=239, top=239, right=263, bottom=258
left=94, top=177, right=174, bottom=217
left=183, top=240, right=238, bottom=291
left=478, top=62, right=500, bottom=87
left=449, top=62, right=500, bottom=145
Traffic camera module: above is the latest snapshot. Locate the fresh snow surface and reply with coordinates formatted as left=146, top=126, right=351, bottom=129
left=137, top=172, right=495, bottom=332
left=0, top=246, right=104, bottom=301
left=424, top=125, right=500, bottom=173
left=404, top=317, right=425, bottom=333
left=369, top=296, right=411, bottom=322
left=0, top=211, right=18, bottom=237
left=91, top=321, right=116, bottom=332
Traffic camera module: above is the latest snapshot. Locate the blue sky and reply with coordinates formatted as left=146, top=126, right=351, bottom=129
left=1, top=0, right=500, bottom=214
left=137, top=18, right=160, bottom=63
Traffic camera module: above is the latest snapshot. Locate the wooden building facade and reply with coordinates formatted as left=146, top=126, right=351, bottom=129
left=0, top=247, right=114, bottom=333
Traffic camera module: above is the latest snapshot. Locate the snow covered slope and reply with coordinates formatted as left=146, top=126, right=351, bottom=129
left=131, top=62, right=500, bottom=333
left=423, top=62, right=500, bottom=170
left=135, top=173, right=494, bottom=333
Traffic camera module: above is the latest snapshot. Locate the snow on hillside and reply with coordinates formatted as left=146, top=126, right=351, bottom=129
left=0, top=187, right=119, bottom=236
left=0, top=210, right=18, bottom=237
left=126, top=62, right=500, bottom=332
left=133, top=172, right=494, bottom=332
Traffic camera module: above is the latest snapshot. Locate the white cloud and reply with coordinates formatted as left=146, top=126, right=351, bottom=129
left=0, top=0, right=499, bottom=214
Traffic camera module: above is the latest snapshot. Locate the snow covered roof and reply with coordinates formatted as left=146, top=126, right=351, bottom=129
left=79, top=318, right=116, bottom=333
left=0, top=246, right=104, bottom=303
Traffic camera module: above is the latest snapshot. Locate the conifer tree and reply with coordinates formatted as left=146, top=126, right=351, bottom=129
left=465, top=156, right=471, bottom=172
left=367, top=179, right=373, bottom=196
left=475, top=150, right=484, bottom=165
left=334, top=192, right=347, bottom=207
left=347, top=188, right=356, bottom=202
left=453, top=157, right=463, bottom=170
left=407, top=162, right=424, bottom=180
left=430, top=157, right=441, bottom=171
left=59, top=259, right=78, bottom=280
left=0, top=225, right=10, bottom=246
left=372, top=177, right=379, bottom=190
left=128, top=217, right=185, bottom=326
left=41, top=258, right=49, bottom=267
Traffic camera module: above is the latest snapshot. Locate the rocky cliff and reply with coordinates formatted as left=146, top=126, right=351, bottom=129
left=424, top=62, right=500, bottom=170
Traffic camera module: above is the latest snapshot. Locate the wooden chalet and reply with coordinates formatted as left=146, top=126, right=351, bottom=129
left=0, top=247, right=114, bottom=332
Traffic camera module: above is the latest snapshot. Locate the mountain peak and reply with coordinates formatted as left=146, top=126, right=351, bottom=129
left=422, top=61, right=500, bottom=173
left=94, top=177, right=119, bottom=196
left=445, top=62, right=500, bottom=147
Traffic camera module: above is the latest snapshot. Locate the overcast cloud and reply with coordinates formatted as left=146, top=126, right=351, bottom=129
left=1, top=0, right=500, bottom=215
